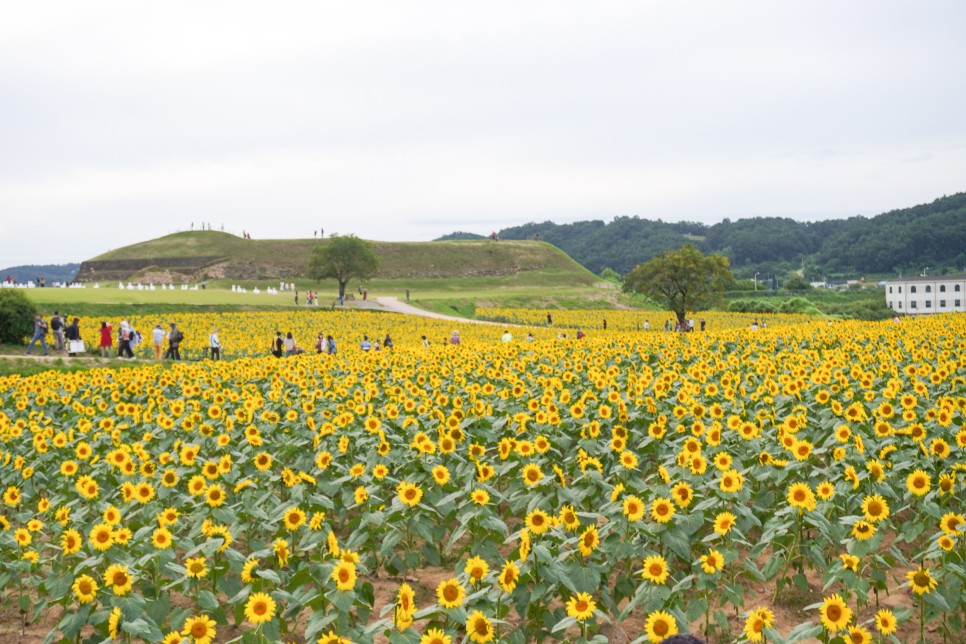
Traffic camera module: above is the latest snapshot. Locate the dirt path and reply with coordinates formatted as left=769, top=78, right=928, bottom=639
left=375, top=297, right=506, bottom=326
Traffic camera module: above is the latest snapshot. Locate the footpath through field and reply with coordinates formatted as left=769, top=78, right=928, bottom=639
left=374, top=296, right=505, bottom=326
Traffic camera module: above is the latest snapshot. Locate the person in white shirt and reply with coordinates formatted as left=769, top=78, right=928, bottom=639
left=209, top=328, right=221, bottom=360
left=152, top=325, right=166, bottom=360
left=501, top=330, right=512, bottom=343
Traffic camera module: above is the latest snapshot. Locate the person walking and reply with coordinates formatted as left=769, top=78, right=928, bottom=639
left=25, top=313, right=50, bottom=355
left=383, top=333, right=394, bottom=349
left=326, top=335, right=336, bottom=354
left=64, top=317, right=82, bottom=357
left=99, top=321, right=114, bottom=358
left=164, top=323, right=183, bottom=360
left=117, top=321, right=135, bottom=359
left=152, top=324, right=166, bottom=360
left=50, top=311, right=65, bottom=351
left=209, top=328, right=221, bottom=360
left=360, top=335, right=372, bottom=351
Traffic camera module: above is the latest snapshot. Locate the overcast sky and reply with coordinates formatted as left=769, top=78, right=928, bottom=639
left=2, top=1, right=964, bottom=266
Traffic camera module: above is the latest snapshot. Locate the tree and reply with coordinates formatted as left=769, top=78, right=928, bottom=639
left=623, top=244, right=733, bottom=324
left=0, top=289, right=35, bottom=344
left=308, top=235, right=380, bottom=299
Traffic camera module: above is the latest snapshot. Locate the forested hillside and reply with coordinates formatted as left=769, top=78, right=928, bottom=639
left=451, top=193, right=966, bottom=277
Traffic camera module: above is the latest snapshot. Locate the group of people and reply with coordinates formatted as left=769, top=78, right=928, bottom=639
left=25, top=311, right=82, bottom=357
left=360, top=333, right=393, bottom=351
left=25, top=312, right=191, bottom=361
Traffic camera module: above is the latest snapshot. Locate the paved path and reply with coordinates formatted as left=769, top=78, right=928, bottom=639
left=375, top=297, right=509, bottom=327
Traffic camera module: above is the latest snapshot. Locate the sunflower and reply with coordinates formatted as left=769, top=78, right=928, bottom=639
left=906, top=566, right=938, bottom=595
left=498, top=560, right=520, bottom=592
left=565, top=592, right=596, bottom=621
left=432, top=465, right=451, bottom=486
left=104, top=564, right=133, bottom=595
left=850, top=520, right=875, bottom=541
left=743, top=607, right=774, bottom=643
left=244, top=592, right=276, bottom=625
left=815, top=481, right=835, bottom=501
left=906, top=469, right=931, bottom=496
left=641, top=555, right=669, bottom=585
left=839, top=554, right=859, bottom=572
left=940, top=512, right=965, bottom=535
left=713, top=511, right=737, bottom=535
left=397, top=482, right=423, bottom=507
left=72, top=574, right=98, bottom=604
left=89, top=522, right=114, bottom=552
left=152, top=527, right=173, bottom=549
left=622, top=495, right=645, bottom=522
left=466, top=610, right=494, bottom=644
left=700, top=548, right=724, bottom=574
left=719, top=469, right=744, bottom=493
left=860, top=494, right=890, bottom=523
left=61, top=529, right=82, bottom=555
left=420, top=628, right=451, bottom=644
left=643, top=610, right=678, bottom=643
left=181, top=614, right=217, bottom=644
left=331, top=560, right=357, bottom=591
left=521, top=463, right=543, bottom=486
left=818, top=593, right=852, bottom=633
left=845, top=624, right=872, bottom=644
left=471, top=488, right=490, bottom=506
left=283, top=507, right=306, bottom=530
left=650, top=497, right=675, bottom=523
left=559, top=505, right=580, bottom=530
left=464, top=556, right=489, bottom=583
left=525, top=509, right=551, bottom=535
left=108, top=606, right=121, bottom=639
left=786, top=482, right=816, bottom=512
left=578, top=525, right=600, bottom=556
left=185, top=556, right=208, bottom=579
left=204, top=484, right=226, bottom=507
left=671, top=482, right=693, bottom=507
left=874, top=608, right=898, bottom=636
left=435, top=577, right=466, bottom=609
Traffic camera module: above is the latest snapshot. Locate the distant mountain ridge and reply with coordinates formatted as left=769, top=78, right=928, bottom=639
left=0, top=263, right=80, bottom=284
left=441, top=192, right=966, bottom=278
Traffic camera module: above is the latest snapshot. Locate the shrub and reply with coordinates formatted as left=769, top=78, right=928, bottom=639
left=0, top=289, right=35, bottom=344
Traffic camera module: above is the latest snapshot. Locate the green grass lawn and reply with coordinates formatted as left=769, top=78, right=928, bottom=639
left=25, top=277, right=630, bottom=317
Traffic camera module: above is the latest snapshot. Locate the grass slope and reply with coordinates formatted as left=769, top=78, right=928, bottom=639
left=87, top=231, right=598, bottom=284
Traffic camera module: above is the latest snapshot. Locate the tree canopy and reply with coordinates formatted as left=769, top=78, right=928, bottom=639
left=623, top=245, right=733, bottom=324
left=308, top=235, right=379, bottom=298
left=0, top=289, right=36, bottom=344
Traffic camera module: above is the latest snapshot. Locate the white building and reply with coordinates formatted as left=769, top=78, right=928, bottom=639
left=884, top=274, right=966, bottom=315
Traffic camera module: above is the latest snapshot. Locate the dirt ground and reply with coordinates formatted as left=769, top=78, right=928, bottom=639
left=0, top=559, right=945, bottom=644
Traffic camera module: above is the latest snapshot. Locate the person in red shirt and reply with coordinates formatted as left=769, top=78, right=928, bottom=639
left=99, top=321, right=113, bottom=358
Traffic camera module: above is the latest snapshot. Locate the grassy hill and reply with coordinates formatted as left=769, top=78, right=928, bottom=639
left=78, top=231, right=598, bottom=286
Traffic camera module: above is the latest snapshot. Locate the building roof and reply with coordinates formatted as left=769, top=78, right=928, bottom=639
left=885, top=273, right=966, bottom=283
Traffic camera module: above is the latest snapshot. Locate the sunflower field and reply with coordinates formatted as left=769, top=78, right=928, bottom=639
left=1, top=310, right=964, bottom=644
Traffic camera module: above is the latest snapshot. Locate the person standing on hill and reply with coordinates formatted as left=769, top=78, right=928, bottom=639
left=99, top=321, right=114, bottom=358
left=50, top=311, right=65, bottom=351
left=152, top=324, right=165, bottom=360
left=25, top=313, right=49, bottom=356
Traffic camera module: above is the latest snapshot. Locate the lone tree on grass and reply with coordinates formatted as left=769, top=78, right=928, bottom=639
left=308, top=234, right=380, bottom=299
left=623, top=244, right=733, bottom=325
